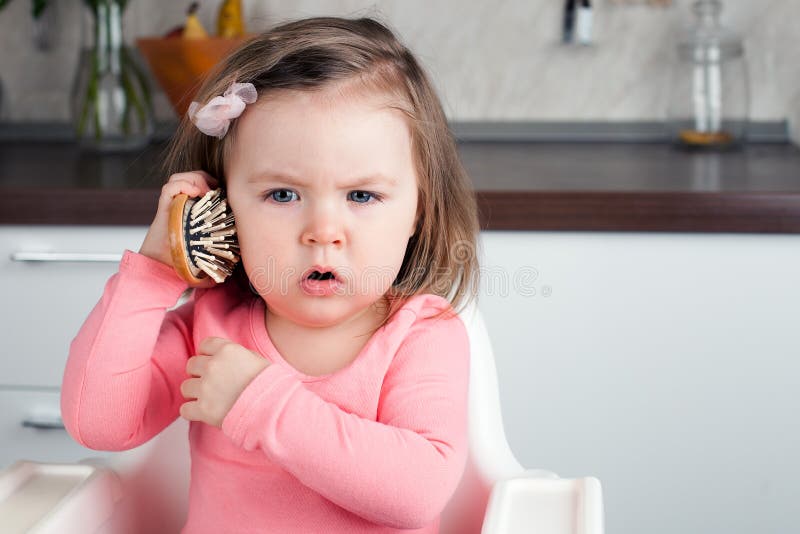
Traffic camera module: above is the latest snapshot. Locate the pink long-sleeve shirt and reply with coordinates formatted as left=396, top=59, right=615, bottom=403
left=61, top=249, right=469, bottom=533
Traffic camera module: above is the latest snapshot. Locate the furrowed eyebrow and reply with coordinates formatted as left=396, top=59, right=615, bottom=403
left=248, top=171, right=397, bottom=188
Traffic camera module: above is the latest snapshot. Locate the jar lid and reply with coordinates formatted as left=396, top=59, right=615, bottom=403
left=676, top=0, right=744, bottom=61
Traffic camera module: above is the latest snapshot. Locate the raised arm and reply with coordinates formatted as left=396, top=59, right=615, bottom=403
left=220, top=313, right=470, bottom=529
left=61, top=250, right=194, bottom=451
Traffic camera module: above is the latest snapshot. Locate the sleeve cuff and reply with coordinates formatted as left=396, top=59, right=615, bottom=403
left=221, top=362, right=300, bottom=449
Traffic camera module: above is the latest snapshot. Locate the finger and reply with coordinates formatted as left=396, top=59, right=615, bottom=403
left=180, top=400, right=202, bottom=422
left=196, top=170, right=220, bottom=188
left=161, top=179, right=204, bottom=201
left=186, top=355, right=211, bottom=377
left=159, top=173, right=219, bottom=208
left=156, top=181, right=204, bottom=216
left=169, top=171, right=220, bottom=192
left=180, top=377, right=202, bottom=399
left=197, top=336, right=231, bottom=356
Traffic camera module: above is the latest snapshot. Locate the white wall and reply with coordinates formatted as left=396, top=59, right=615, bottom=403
left=477, top=231, right=800, bottom=534
left=1, top=0, right=799, bottom=123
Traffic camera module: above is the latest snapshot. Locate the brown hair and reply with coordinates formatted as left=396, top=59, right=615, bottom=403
left=162, top=16, right=481, bottom=331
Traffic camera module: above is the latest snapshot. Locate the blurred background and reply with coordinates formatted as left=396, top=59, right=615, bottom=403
left=0, top=0, right=797, bottom=132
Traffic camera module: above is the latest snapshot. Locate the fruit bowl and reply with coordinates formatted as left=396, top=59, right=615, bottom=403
left=136, top=36, right=251, bottom=118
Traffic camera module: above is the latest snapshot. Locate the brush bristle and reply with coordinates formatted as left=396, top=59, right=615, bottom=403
left=184, top=189, right=240, bottom=283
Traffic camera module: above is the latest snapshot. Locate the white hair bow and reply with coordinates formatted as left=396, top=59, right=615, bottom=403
left=188, top=82, right=258, bottom=139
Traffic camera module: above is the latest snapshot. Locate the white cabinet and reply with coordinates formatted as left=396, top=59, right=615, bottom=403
left=0, top=387, right=103, bottom=468
left=477, top=231, right=800, bottom=534
left=0, top=225, right=150, bottom=467
left=0, top=225, right=149, bottom=387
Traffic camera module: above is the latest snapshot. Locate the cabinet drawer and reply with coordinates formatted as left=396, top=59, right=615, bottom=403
left=0, top=387, right=110, bottom=469
left=1, top=225, right=149, bottom=387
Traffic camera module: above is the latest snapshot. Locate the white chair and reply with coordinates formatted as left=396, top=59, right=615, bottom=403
left=0, top=301, right=604, bottom=534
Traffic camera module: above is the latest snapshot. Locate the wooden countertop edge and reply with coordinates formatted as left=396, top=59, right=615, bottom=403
left=2, top=188, right=800, bottom=233
left=476, top=191, right=800, bottom=233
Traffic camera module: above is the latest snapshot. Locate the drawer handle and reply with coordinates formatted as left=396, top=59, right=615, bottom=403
left=22, top=416, right=66, bottom=430
left=10, top=251, right=122, bottom=263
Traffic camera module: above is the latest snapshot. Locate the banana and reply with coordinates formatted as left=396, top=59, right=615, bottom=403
left=216, top=0, right=245, bottom=38
left=183, top=2, right=209, bottom=40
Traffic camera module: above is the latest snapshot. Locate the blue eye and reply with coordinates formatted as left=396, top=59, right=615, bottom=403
left=262, top=189, right=382, bottom=204
left=266, top=189, right=298, bottom=203
left=349, top=191, right=381, bottom=203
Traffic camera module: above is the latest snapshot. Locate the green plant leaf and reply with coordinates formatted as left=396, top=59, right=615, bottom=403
left=0, top=1, right=56, bottom=20
left=121, top=46, right=152, bottom=109
left=76, top=51, right=100, bottom=138
left=32, top=0, right=47, bottom=18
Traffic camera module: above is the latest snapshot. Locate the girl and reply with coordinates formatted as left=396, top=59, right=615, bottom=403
left=61, top=16, right=480, bottom=534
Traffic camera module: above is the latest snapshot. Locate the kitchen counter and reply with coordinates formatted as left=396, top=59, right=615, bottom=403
left=1, top=140, right=799, bottom=232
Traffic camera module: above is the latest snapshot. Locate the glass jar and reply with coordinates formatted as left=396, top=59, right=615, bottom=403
left=70, top=0, right=154, bottom=152
left=666, top=0, right=749, bottom=149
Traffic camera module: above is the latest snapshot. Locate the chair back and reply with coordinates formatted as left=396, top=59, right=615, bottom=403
left=439, top=299, right=524, bottom=534
left=84, top=415, right=190, bottom=533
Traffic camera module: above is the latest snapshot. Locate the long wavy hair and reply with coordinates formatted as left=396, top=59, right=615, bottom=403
left=162, top=16, right=481, bottom=331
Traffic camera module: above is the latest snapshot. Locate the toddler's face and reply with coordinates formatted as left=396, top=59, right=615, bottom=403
left=225, top=86, right=419, bottom=329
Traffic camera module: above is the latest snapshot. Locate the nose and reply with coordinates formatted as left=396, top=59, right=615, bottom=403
left=301, top=203, right=345, bottom=247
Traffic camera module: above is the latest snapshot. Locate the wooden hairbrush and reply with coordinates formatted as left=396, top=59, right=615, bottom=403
left=168, top=188, right=240, bottom=285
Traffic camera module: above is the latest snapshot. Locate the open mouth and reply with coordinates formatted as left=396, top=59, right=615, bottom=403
left=301, top=267, right=343, bottom=296
left=302, top=265, right=341, bottom=282
left=307, top=270, right=336, bottom=281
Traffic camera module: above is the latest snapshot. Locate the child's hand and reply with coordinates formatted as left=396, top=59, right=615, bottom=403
left=139, top=171, right=219, bottom=272
left=180, top=337, right=271, bottom=427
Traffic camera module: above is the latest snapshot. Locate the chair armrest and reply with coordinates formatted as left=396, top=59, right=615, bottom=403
left=0, top=460, right=126, bottom=534
left=481, top=473, right=604, bottom=534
